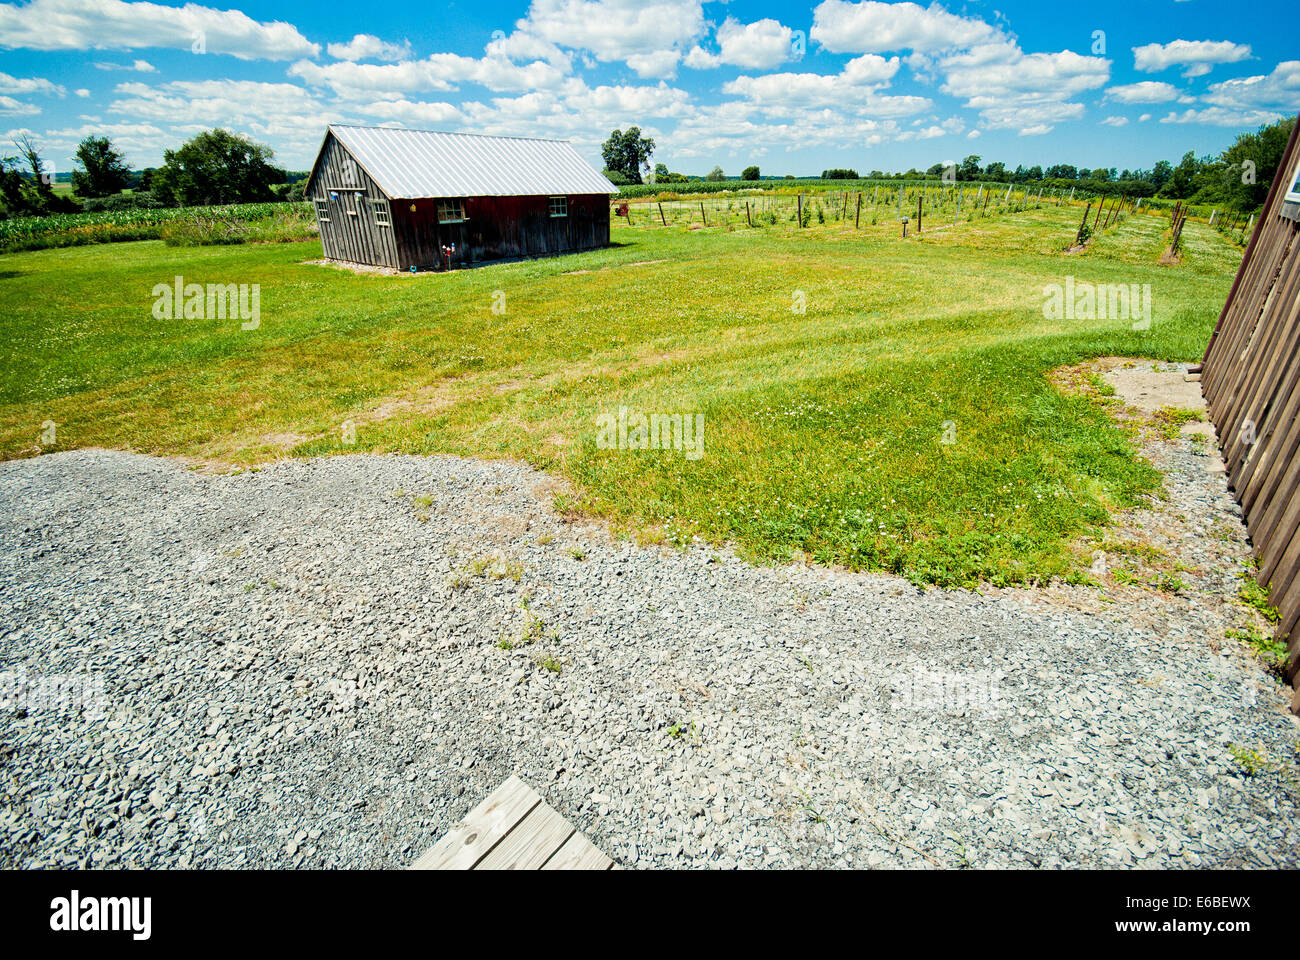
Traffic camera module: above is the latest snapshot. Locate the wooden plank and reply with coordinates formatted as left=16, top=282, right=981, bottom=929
left=476, top=801, right=575, bottom=870
left=410, top=775, right=540, bottom=870
left=540, top=830, right=614, bottom=870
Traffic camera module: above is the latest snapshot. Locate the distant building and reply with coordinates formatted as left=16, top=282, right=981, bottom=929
left=304, top=124, right=617, bottom=271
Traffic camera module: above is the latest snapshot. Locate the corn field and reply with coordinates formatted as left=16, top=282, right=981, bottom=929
left=0, top=201, right=313, bottom=253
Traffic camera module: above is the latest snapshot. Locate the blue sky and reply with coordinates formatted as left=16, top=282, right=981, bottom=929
left=0, top=0, right=1295, bottom=177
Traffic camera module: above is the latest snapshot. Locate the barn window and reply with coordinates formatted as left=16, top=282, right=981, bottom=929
left=371, top=200, right=390, bottom=227
left=437, top=199, right=466, bottom=223
left=549, top=196, right=568, bottom=218
left=314, top=199, right=330, bottom=222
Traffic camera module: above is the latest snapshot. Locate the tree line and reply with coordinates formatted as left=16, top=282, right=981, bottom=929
left=601, top=116, right=1294, bottom=212
left=0, top=128, right=304, bottom=219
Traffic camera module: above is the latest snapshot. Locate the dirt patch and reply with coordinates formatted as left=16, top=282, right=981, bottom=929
left=1098, top=357, right=1206, bottom=414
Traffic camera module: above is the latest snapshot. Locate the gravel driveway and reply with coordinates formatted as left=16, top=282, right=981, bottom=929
left=2, top=447, right=1297, bottom=869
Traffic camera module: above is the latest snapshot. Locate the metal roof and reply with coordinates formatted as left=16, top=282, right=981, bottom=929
left=324, top=124, right=618, bottom=200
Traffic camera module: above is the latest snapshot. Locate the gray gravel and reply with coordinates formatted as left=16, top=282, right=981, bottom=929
left=2, top=447, right=1297, bottom=869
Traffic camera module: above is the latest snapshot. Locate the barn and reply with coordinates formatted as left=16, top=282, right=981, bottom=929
left=304, top=124, right=618, bottom=271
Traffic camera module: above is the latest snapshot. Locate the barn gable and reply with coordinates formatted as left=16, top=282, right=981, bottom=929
left=318, top=124, right=618, bottom=199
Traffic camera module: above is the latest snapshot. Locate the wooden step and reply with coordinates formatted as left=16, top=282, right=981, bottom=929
left=410, top=775, right=613, bottom=870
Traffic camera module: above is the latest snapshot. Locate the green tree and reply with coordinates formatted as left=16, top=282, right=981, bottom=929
left=653, top=162, right=669, bottom=182
left=705, top=165, right=726, bottom=181
left=958, top=155, right=981, bottom=180
left=1219, top=115, right=1295, bottom=210
left=70, top=136, right=131, bottom=198
left=151, top=128, right=285, bottom=206
left=1159, top=151, right=1201, bottom=199
left=1148, top=160, right=1172, bottom=189
left=741, top=165, right=760, bottom=180
left=0, top=135, right=75, bottom=216
left=600, top=127, right=655, bottom=184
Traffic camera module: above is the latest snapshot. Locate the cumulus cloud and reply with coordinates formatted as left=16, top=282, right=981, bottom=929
left=1200, top=59, right=1300, bottom=111
left=289, top=53, right=569, bottom=98
left=686, top=18, right=794, bottom=70
left=0, top=71, right=65, bottom=96
left=0, top=0, right=320, bottom=60
left=810, top=0, right=997, bottom=54
left=940, top=41, right=1108, bottom=135
left=1105, top=80, right=1179, bottom=103
left=722, top=54, right=928, bottom=117
left=0, top=95, right=40, bottom=115
left=495, top=0, right=705, bottom=77
left=327, top=34, right=412, bottom=63
left=1132, top=39, right=1251, bottom=78
left=1099, top=115, right=1129, bottom=126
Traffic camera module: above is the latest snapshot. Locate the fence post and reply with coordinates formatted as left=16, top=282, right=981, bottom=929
left=855, top=193, right=861, bottom=229
left=700, top=201, right=707, bottom=226
left=745, top=201, right=752, bottom=227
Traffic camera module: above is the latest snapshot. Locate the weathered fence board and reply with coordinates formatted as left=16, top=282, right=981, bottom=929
left=1200, top=111, right=1300, bottom=711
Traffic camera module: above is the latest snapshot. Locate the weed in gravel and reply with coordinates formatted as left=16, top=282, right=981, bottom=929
left=1237, top=568, right=1279, bottom=622
left=1228, top=744, right=1271, bottom=778
left=1225, top=626, right=1290, bottom=680
left=1150, top=405, right=1204, bottom=440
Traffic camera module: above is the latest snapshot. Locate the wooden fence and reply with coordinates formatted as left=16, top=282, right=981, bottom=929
left=1199, top=112, right=1300, bottom=711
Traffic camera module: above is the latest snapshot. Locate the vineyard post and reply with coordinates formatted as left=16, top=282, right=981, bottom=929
left=797, top=194, right=803, bottom=227
left=1094, top=197, right=1105, bottom=231
left=700, top=201, right=707, bottom=226
left=745, top=201, right=751, bottom=227
left=917, top=195, right=922, bottom=233
left=658, top=201, right=666, bottom=226
left=1076, top=201, right=1092, bottom=245
left=855, top=193, right=861, bottom=229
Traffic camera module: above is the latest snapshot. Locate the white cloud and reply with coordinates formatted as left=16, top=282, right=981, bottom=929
left=327, top=34, right=412, bottom=63
left=940, top=41, right=1108, bottom=135
left=625, top=49, right=681, bottom=79
left=107, top=79, right=332, bottom=160
left=1159, top=106, right=1288, bottom=126
left=93, top=59, right=156, bottom=72
left=498, top=0, right=705, bottom=75
left=1105, top=80, right=1178, bottom=103
left=722, top=55, right=929, bottom=118
left=0, top=71, right=65, bottom=96
left=1132, top=39, right=1251, bottom=78
left=74, top=88, right=90, bottom=97
left=0, top=0, right=320, bottom=60
left=1200, top=60, right=1300, bottom=112
left=0, top=95, right=40, bottom=116
left=289, top=53, right=569, bottom=98
left=687, top=18, right=794, bottom=70
left=811, top=0, right=997, bottom=54
left=1099, top=116, right=1129, bottom=127
left=355, top=99, right=464, bottom=126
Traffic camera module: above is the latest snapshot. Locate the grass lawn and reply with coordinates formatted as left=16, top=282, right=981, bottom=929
left=0, top=203, right=1242, bottom=586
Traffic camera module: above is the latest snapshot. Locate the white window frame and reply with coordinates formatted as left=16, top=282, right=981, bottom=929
left=549, top=196, right=568, bottom=218
left=371, top=200, right=390, bottom=227
left=314, top=198, right=330, bottom=222
left=437, top=199, right=466, bottom=223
